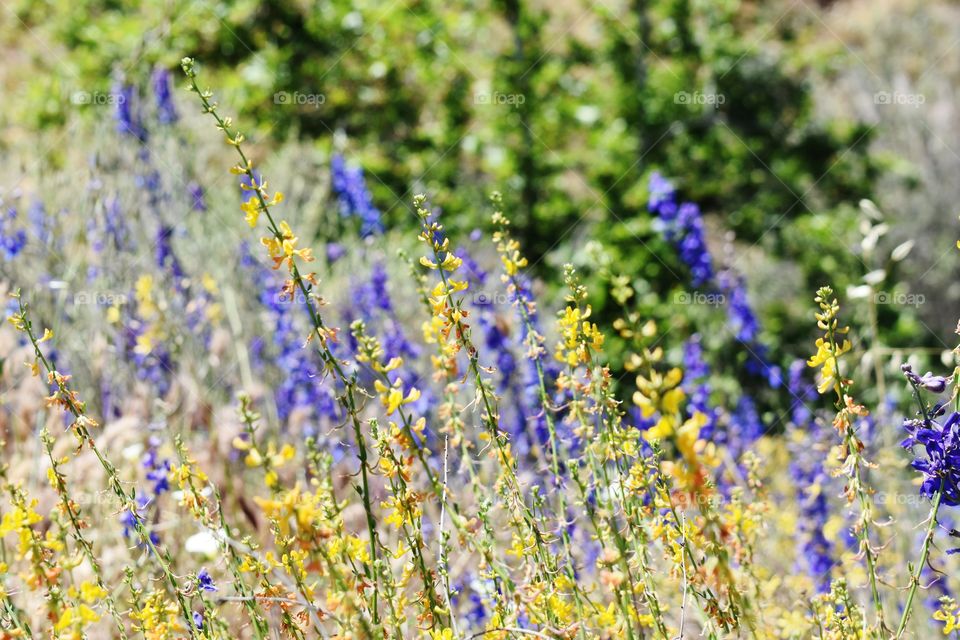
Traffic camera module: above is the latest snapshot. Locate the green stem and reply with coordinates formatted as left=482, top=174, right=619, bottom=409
left=894, top=488, right=943, bottom=637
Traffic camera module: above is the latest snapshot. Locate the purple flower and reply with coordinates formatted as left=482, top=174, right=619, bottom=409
left=718, top=271, right=758, bottom=343
left=902, top=364, right=948, bottom=394
left=648, top=172, right=676, bottom=213
left=113, top=81, right=147, bottom=141
left=0, top=206, right=27, bottom=259
left=682, top=335, right=717, bottom=440
left=326, top=242, right=346, bottom=263
left=188, top=182, right=207, bottom=212
left=151, top=68, right=178, bottom=125
left=648, top=174, right=714, bottom=285
left=197, top=568, right=217, bottom=592
left=331, top=153, right=382, bottom=236
left=902, top=410, right=960, bottom=506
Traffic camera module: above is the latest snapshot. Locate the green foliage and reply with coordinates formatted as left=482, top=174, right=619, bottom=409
left=3, top=0, right=902, bottom=400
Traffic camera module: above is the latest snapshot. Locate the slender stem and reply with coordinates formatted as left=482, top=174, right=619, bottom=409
left=895, top=489, right=942, bottom=638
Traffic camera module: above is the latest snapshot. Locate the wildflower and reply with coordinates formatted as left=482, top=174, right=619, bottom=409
left=0, top=205, right=27, bottom=260
left=934, top=596, right=960, bottom=634
left=28, top=198, right=52, bottom=245
left=113, top=80, right=146, bottom=140
left=188, top=182, right=207, bottom=212
left=373, top=378, right=421, bottom=415
left=197, top=568, right=217, bottom=592
left=718, top=271, right=759, bottom=343
left=682, top=335, right=717, bottom=439
left=648, top=173, right=713, bottom=286
left=901, top=409, right=960, bottom=506
left=787, top=361, right=833, bottom=592
left=647, top=171, right=676, bottom=212
left=151, top=67, right=178, bottom=124
left=807, top=337, right=851, bottom=395
left=261, top=220, right=313, bottom=270
left=131, top=590, right=184, bottom=640
left=330, top=153, right=383, bottom=236
left=105, top=196, right=133, bottom=251
left=902, top=363, right=948, bottom=394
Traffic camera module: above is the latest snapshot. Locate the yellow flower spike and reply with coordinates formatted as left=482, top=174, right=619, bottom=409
left=661, top=387, right=685, bottom=415
left=241, top=196, right=260, bottom=228
left=229, top=160, right=252, bottom=175
left=244, top=449, right=262, bottom=467
left=663, top=367, right=683, bottom=388
left=135, top=274, right=153, bottom=301
left=447, top=279, right=468, bottom=293
left=633, top=391, right=656, bottom=418
left=439, top=253, right=463, bottom=271
left=278, top=443, right=295, bottom=463
left=78, top=581, right=107, bottom=603
left=644, top=415, right=675, bottom=442
left=38, top=328, right=53, bottom=343
left=385, top=387, right=404, bottom=415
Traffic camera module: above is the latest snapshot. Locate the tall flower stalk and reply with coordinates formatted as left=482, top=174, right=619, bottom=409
left=895, top=364, right=957, bottom=637
left=180, top=58, right=389, bottom=632
left=808, top=286, right=885, bottom=635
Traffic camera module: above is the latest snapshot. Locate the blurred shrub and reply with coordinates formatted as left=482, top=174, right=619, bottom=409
left=3, top=0, right=914, bottom=407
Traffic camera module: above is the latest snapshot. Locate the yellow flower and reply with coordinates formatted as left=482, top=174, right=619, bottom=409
left=55, top=605, right=100, bottom=632
left=261, top=221, right=314, bottom=270
left=373, top=379, right=421, bottom=415
left=241, top=195, right=260, bottom=228
left=75, top=580, right=108, bottom=603
left=135, top=274, right=158, bottom=318
left=807, top=337, right=850, bottom=394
